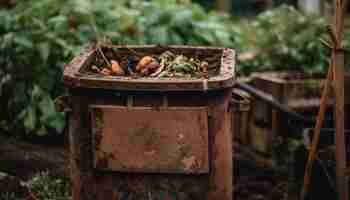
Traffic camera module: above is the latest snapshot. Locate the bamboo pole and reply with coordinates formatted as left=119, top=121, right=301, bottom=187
left=300, top=62, right=333, bottom=200
left=332, top=1, right=348, bottom=199
left=333, top=46, right=347, bottom=200
left=301, top=0, right=348, bottom=199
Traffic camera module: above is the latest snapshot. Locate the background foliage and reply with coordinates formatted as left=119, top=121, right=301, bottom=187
left=0, top=172, right=70, bottom=200
left=0, top=0, right=240, bottom=137
left=237, top=6, right=329, bottom=75
left=0, top=0, right=344, bottom=137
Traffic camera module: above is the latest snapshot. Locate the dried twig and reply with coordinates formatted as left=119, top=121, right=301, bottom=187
left=97, top=43, right=111, bottom=67
left=319, top=38, right=333, bottom=49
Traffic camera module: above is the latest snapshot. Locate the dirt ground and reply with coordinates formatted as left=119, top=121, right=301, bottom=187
left=0, top=136, right=295, bottom=200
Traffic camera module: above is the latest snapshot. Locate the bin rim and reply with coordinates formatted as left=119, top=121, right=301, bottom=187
left=63, top=45, right=235, bottom=91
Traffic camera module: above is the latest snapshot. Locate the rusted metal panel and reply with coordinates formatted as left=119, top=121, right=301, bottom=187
left=90, top=105, right=209, bottom=174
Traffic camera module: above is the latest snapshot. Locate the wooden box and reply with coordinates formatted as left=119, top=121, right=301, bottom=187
left=249, top=72, right=326, bottom=153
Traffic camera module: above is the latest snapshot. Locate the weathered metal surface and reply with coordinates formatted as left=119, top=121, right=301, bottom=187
left=90, top=105, right=209, bottom=174
left=208, top=89, right=233, bottom=200
left=66, top=45, right=235, bottom=200
left=63, top=45, right=235, bottom=91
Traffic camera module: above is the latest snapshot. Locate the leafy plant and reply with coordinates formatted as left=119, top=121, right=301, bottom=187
left=237, top=5, right=330, bottom=75
left=0, top=172, right=70, bottom=200
left=0, top=1, right=345, bottom=137
left=24, top=172, right=70, bottom=200
left=0, top=0, right=242, bottom=137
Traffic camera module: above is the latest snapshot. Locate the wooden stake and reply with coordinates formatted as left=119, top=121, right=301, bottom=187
left=301, top=0, right=348, bottom=199
left=301, top=64, right=333, bottom=200
left=333, top=0, right=348, bottom=199
left=333, top=48, right=347, bottom=200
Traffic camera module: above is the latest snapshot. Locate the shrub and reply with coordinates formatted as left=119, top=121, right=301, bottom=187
left=0, top=1, right=342, bottom=137
left=237, top=5, right=329, bottom=75
left=0, top=0, right=240, bottom=137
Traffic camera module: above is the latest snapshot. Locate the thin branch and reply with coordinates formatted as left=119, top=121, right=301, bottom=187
left=97, top=43, right=111, bottom=67
left=300, top=62, right=334, bottom=200
left=319, top=38, right=333, bottom=49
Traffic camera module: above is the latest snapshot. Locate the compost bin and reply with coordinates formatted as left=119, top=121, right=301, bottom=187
left=63, top=45, right=235, bottom=200
left=249, top=72, right=328, bottom=153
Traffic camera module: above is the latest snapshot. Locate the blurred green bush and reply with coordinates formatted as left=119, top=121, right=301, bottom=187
left=237, top=5, right=330, bottom=75
left=0, top=0, right=342, bottom=137
left=0, top=0, right=240, bottom=137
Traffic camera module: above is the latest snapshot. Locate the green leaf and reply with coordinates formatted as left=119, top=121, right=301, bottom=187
left=38, top=95, right=56, bottom=122
left=46, top=112, right=65, bottom=133
left=24, top=106, right=36, bottom=132
left=38, top=42, right=50, bottom=64
left=31, top=85, right=42, bottom=101
left=14, top=36, right=34, bottom=48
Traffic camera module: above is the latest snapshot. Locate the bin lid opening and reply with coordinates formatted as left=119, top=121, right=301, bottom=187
left=64, top=45, right=235, bottom=91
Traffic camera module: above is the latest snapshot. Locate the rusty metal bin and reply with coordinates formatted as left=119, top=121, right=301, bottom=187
left=64, top=45, right=235, bottom=200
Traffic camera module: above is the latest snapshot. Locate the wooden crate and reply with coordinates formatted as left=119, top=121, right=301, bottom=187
left=249, top=72, right=326, bottom=153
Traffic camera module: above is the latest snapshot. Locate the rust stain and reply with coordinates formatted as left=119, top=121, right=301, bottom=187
left=92, top=108, right=103, bottom=151
left=90, top=105, right=209, bottom=173
left=182, top=155, right=202, bottom=171
left=144, top=150, right=156, bottom=156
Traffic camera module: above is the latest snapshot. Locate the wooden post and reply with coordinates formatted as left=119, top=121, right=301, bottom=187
left=208, top=89, right=233, bottom=200
left=333, top=49, right=348, bottom=200
left=301, top=63, right=333, bottom=199
left=301, top=0, right=348, bottom=199
left=333, top=0, right=348, bottom=199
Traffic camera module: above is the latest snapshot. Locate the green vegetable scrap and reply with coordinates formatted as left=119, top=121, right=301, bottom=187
left=157, top=51, right=209, bottom=78
left=89, top=50, right=210, bottom=78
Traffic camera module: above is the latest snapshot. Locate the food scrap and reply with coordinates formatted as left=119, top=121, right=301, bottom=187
left=110, top=60, right=125, bottom=76
left=90, top=50, right=209, bottom=78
